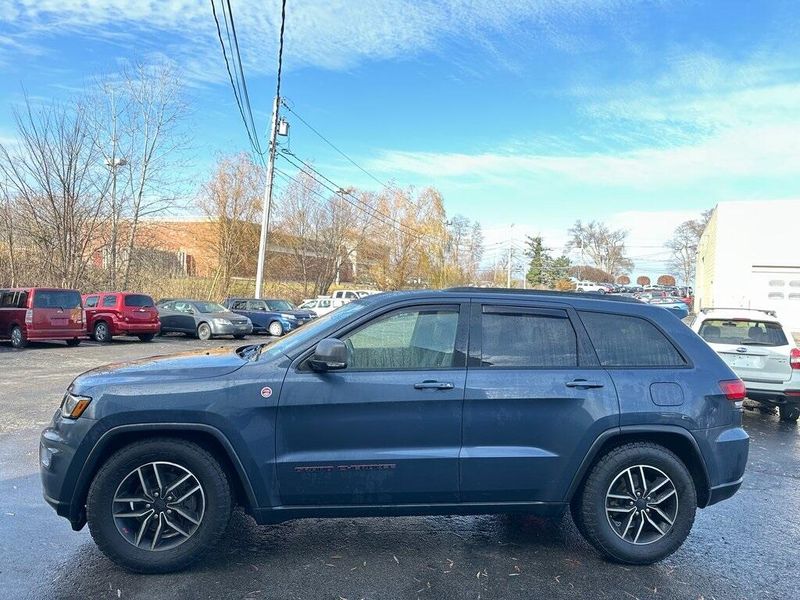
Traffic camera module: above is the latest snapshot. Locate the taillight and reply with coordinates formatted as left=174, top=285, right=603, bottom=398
left=719, top=379, right=746, bottom=401
left=25, top=309, right=32, bottom=324
left=790, top=347, right=800, bottom=370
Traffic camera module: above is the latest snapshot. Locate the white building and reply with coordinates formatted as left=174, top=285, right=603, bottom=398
left=695, top=199, right=800, bottom=331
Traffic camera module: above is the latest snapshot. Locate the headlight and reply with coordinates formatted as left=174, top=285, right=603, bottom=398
left=280, top=313, right=297, bottom=320
left=61, top=392, right=92, bottom=419
left=212, top=318, right=232, bottom=326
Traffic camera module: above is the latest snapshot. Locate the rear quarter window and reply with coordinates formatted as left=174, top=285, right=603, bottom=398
left=579, top=311, right=686, bottom=367
left=32, top=290, right=81, bottom=309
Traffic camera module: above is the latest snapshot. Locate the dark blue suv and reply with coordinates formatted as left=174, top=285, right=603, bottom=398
left=40, top=289, right=749, bottom=573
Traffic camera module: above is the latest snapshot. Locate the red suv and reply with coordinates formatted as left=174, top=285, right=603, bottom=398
left=0, top=288, right=85, bottom=348
left=83, top=292, right=160, bottom=343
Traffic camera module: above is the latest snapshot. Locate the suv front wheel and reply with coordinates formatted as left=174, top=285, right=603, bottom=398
left=572, top=442, right=697, bottom=565
left=86, top=438, right=233, bottom=573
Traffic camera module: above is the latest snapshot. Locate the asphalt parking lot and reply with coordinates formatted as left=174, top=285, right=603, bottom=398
left=1, top=335, right=799, bottom=600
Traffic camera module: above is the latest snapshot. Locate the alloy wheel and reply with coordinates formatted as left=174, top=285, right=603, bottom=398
left=112, top=461, right=205, bottom=552
left=11, top=327, right=22, bottom=347
left=268, top=321, right=283, bottom=336
left=605, top=464, right=678, bottom=545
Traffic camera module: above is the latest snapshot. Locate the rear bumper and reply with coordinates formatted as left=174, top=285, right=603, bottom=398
left=746, top=388, right=800, bottom=405
left=691, top=425, right=749, bottom=507
left=109, top=321, right=160, bottom=335
left=707, top=478, right=743, bottom=506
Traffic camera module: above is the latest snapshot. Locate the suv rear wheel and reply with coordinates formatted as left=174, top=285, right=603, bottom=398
left=93, top=321, right=112, bottom=343
left=571, top=442, right=696, bottom=565
left=86, top=438, right=233, bottom=573
left=779, top=404, right=800, bottom=423
left=10, top=325, right=27, bottom=349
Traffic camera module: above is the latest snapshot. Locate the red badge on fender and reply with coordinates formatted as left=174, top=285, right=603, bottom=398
left=260, top=386, right=273, bottom=398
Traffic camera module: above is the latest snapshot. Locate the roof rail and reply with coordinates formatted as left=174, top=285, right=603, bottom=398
left=700, top=307, right=778, bottom=317
left=443, top=287, right=642, bottom=303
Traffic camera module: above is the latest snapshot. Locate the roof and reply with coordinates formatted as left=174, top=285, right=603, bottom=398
left=699, top=307, right=779, bottom=320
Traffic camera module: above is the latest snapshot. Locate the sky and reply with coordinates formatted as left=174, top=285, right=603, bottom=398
left=1, top=0, right=799, bottom=278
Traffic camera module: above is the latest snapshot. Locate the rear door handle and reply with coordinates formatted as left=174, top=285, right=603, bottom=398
left=565, top=379, right=605, bottom=389
left=414, top=381, right=454, bottom=390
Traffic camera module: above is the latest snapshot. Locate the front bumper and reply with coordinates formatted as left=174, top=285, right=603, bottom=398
left=211, top=321, right=253, bottom=336
left=40, top=411, right=97, bottom=530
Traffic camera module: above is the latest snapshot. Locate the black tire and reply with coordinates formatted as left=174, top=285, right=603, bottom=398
left=779, top=405, right=800, bottom=423
left=86, top=438, right=232, bottom=573
left=233, top=334, right=246, bottom=340
left=571, top=442, right=696, bottom=565
left=138, top=333, right=156, bottom=342
left=10, top=325, right=28, bottom=349
left=94, top=321, right=112, bottom=343
left=196, top=322, right=212, bottom=341
left=267, top=321, right=284, bottom=337
left=65, top=338, right=81, bottom=347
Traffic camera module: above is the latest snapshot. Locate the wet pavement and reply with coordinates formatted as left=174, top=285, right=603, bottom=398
left=1, top=335, right=798, bottom=599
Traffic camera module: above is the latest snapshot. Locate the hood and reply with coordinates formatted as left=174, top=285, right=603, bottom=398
left=73, top=346, right=248, bottom=389
left=204, top=310, right=247, bottom=320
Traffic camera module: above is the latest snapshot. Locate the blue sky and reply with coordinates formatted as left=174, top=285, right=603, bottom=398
left=1, top=0, right=799, bottom=277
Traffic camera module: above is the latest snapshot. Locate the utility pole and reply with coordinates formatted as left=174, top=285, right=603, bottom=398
left=254, top=0, right=287, bottom=299
left=254, top=95, right=280, bottom=299
left=506, top=223, right=515, bottom=288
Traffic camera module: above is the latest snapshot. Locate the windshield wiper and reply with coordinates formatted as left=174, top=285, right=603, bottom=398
left=237, top=342, right=269, bottom=361
left=740, top=341, right=775, bottom=346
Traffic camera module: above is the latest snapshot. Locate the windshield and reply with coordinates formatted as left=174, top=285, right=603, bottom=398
left=258, top=299, right=370, bottom=358
left=266, top=300, right=294, bottom=311
left=698, top=319, right=788, bottom=346
left=298, top=301, right=316, bottom=309
left=194, top=301, right=227, bottom=313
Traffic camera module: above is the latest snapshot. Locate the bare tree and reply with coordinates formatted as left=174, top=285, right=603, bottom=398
left=0, top=94, right=107, bottom=287
left=566, top=220, right=633, bottom=278
left=0, top=179, right=16, bottom=286
left=90, top=61, right=189, bottom=288
left=667, top=210, right=712, bottom=286
left=198, top=153, right=263, bottom=297
left=276, top=170, right=377, bottom=296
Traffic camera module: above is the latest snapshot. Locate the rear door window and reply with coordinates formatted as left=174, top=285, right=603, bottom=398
left=698, top=319, right=787, bottom=347
left=32, top=290, right=81, bottom=309
left=124, top=294, right=154, bottom=307
left=480, top=307, right=578, bottom=367
left=102, top=295, right=117, bottom=307
left=579, top=311, right=686, bottom=367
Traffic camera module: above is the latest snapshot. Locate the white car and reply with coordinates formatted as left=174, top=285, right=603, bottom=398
left=574, top=281, right=610, bottom=293
left=297, top=297, right=346, bottom=316
left=690, top=308, right=800, bottom=422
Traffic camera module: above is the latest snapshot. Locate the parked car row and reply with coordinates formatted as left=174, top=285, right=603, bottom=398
left=0, top=287, right=322, bottom=348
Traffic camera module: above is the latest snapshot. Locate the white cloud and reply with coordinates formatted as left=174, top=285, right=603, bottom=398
left=0, top=0, right=643, bottom=82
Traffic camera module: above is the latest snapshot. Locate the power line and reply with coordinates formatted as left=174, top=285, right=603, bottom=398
left=278, top=150, right=438, bottom=244
left=223, top=0, right=263, bottom=155
left=210, top=0, right=264, bottom=158
left=280, top=101, right=393, bottom=192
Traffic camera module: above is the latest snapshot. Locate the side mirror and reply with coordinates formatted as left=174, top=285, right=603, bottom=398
left=308, top=338, right=348, bottom=372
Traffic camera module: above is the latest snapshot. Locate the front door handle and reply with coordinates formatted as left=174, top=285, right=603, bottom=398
left=565, top=379, right=605, bottom=389
left=414, top=381, right=454, bottom=390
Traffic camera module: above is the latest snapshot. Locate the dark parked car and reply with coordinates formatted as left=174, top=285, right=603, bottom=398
left=222, top=297, right=316, bottom=336
left=83, top=292, right=160, bottom=343
left=0, top=287, right=85, bottom=348
left=41, top=288, right=749, bottom=573
left=156, top=299, right=252, bottom=340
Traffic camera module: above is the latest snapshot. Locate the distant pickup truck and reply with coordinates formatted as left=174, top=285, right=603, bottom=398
left=331, top=289, right=381, bottom=301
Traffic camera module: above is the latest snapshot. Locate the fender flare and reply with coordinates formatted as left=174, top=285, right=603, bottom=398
left=565, top=425, right=711, bottom=504
left=69, top=422, right=259, bottom=524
